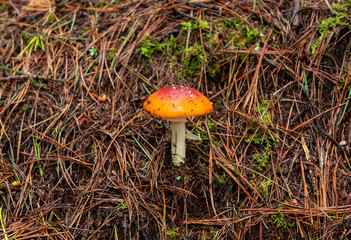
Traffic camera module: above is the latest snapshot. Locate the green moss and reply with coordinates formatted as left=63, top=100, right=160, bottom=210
left=311, top=12, right=351, bottom=54
left=135, top=18, right=261, bottom=79
left=245, top=100, right=278, bottom=148
left=271, top=207, right=296, bottom=229
left=253, top=150, right=270, bottom=172
left=166, top=228, right=179, bottom=239
left=259, top=177, right=272, bottom=198
left=0, top=4, right=8, bottom=13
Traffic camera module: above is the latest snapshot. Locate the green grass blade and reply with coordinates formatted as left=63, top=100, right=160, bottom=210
left=9, top=142, right=29, bottom=210
left=338, top=87, right=351, bottom=126
left=0, top=208, right=9, bottom=240
left=128, top=130, right=152, bottom=160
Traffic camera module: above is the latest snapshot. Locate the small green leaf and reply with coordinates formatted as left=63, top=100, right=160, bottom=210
left=89, top=47, right=98, bottom=56
left=181, top=22, right=192, bottom=30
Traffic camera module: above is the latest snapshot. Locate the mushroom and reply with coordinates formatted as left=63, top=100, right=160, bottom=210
left=143, top=85, right=213, bottom=166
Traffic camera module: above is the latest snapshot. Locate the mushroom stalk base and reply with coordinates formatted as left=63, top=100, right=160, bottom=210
left=170, top=121, right=186, bottom=166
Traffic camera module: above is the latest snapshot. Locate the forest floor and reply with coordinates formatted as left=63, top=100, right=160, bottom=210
left=1, top=0, right=351, bottom=239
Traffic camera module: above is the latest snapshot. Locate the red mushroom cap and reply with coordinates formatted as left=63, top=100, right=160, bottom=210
left=143, top=85, right=213, bottom=120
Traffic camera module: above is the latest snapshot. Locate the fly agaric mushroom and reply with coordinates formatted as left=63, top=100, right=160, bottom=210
left=143, top=85, right=213, bottom=166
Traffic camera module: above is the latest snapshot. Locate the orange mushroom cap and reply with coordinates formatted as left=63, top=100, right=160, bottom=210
left=143, top=85, right=213, bottom=120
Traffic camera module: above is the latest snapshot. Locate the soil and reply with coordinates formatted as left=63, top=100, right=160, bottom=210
left=0, top=0, right=351, bottom=239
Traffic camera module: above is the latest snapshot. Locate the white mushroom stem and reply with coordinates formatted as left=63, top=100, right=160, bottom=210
left=170, top=121, right=186, bottom=166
